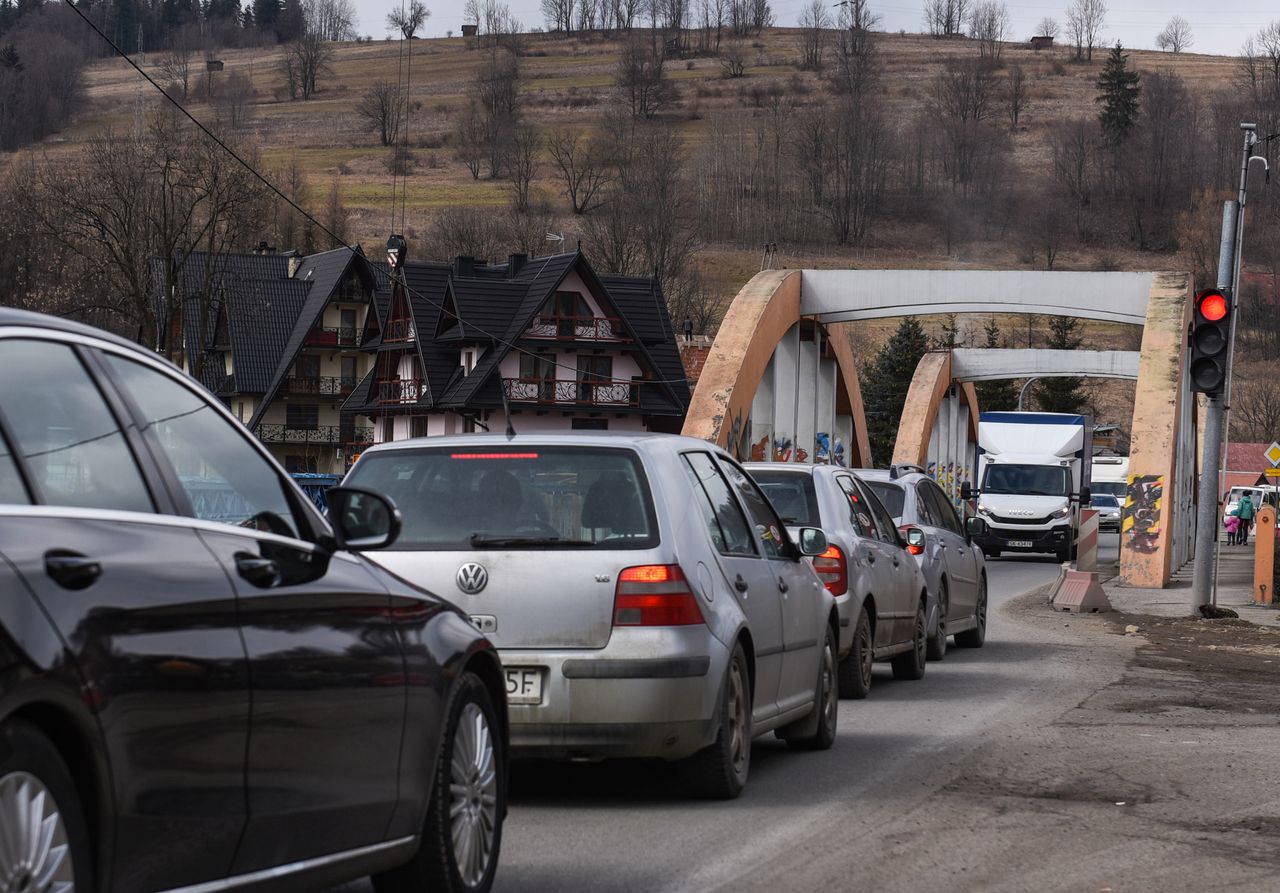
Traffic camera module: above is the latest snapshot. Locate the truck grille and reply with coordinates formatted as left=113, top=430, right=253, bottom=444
left=991, top=514, right=1053, bottom=525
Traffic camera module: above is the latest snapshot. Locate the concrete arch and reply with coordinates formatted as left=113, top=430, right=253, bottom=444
left=893, top=352, right=980, bottom=467
left=950, top=349, right=1141, bottom=382
left=681, top=270, right=871, bottom=467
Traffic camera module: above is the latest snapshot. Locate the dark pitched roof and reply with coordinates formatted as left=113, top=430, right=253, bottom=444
left=601, top=274, right=692, bottom=409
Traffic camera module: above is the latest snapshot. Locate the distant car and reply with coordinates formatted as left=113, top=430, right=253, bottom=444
left=857, top=467, right=990, bottom=659
left=347, top=434, right=839, bottom=800
left=746, top=463, right=931, bottom=700
left=0, top=309, right=508, bottom=893
left=1090, top=493, right=1123, bottom=531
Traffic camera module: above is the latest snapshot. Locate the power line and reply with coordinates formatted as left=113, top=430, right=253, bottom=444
left=60, top=0, right=696, bottom=389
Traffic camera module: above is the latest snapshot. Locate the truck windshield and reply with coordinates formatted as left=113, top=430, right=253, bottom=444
left=983, top=464, right=1070, bottom=497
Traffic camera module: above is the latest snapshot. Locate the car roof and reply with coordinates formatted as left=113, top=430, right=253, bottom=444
left=360, top=431, right=724, bottom=456
left=0, top=307, right=156, bottom=357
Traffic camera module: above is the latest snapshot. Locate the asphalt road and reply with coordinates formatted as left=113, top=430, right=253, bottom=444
left=335, top=538, right=1130, bottom=893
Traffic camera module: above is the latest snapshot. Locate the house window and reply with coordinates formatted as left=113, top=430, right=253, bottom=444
left=410, top=416, right=429, bottom=438
left=542, top=292, right=593, bottom=337
left=341, top=356, right=357, bottom=387
left=519, top=352, right=557, bottom=401
left=340, top=308, right=357, bottom=344
left=461, top=348, right=480, bottom=375
left=286, top=403, right=319, bottom=430
left=572, top=418, right=608, bottom=431
left=462, top=415, right=476, bottom=433
left=296, top=355, right=320, bottom=382
left=576, top=355, right=613, bottom=402
left=381, top=414, right=395, bottom=442
left=237, top=401, right=246, bottom=421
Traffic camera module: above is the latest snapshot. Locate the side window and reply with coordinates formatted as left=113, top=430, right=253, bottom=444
left=103, top=354, right=303, bottom=539
left=718, top=458, right=790, bottom=559
left=835, top=475, right=874, bottom=538
left=682, top=453, right=757, bottom=557
left=924, top=483, right=964, bottom=535
left=913, top=483, right=941, bottom=527
left=0, top=340, right=152, bottom=512
left=859, top=482, right=902, bottom=546
left=0, top=429, right=30, bottom=505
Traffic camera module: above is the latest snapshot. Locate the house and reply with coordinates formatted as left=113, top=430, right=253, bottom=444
left=155, top=247, right=379, bottom=474
left=341, top=250, right=691, bottom=445
left=1030, top=35, right=1054, bottom=50
left=1222, top=441, right=1279, bottom=496
left=461, top=23, right=478, bottom=37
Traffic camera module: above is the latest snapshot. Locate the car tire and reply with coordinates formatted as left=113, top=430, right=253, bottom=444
left=955, top=577, right=987, bottom=649
left=374, top=672, right=504, bottom=893
left=891, top=600, right=927, bottom=681
left=782, top=624, right=838, bottom=751
left=0, top=720, right=92, bottom=893
left=680, top=641, right=751, bottom=800
left=837, top=605, right=873, bottom=700
left=926, top=581, right=948, bottom=662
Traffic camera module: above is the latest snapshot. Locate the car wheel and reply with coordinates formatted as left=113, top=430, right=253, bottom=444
left=784, top=625, right=838, bottom=751
left=955, top=577, right=987, bottom=649
left=836, top=604, right=873, bottom=700
left=926, top=580, right=948, bottom=662
left=0, top=720, right=91, bottom=893
left=891, top=600, right=927, bottom=681
left=680, top=641, right=751, bottom=799
left=374, top=672, right=504, bottom=893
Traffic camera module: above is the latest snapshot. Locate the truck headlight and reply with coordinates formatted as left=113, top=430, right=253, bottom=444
left=977, top=503, right=992, bottom=516
left=1051, top=505, right=1072, bottom=519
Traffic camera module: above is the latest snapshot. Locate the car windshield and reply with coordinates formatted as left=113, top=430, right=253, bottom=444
left=983, top=464, right=1070, bottom=497
left=344, top=446, right=658, bottom=550
left=1091, top=494, right=1119, bottom=507
left=752, top=471, right=820, bottom=525
left=1091, top=481, right=1126, bottom=497
left=863, top=480, right=906, bottom=520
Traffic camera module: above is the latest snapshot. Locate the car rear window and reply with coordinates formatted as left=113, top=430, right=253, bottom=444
left=751, top=470, right=820, bottom=526
left=1091, top=494, right=1119, bottom=507
left=863, top=480, right=905, bottom=520
left=345, top=446, right=658, bottom=550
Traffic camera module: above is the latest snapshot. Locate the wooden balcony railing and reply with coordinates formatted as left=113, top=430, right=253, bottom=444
left=524, top=315, right=627, bottom=342
left=284, top=376, right=357, bottom=396
left=383, top=318, right=415, bottom=342
left=503, top=378, right=638, bottom=407
left=376, top=378, right=425, bottom=404
left=304, top=326, right=360, bottom=347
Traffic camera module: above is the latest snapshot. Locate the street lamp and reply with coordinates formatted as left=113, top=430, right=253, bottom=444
left=1017, top=377, right=1039, bottom=412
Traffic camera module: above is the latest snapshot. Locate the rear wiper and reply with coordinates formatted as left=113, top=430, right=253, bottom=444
left=468, top=534, right=596, bottom=548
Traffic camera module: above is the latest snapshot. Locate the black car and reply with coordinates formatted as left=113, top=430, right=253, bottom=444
left=0, top=309, right=507, bottom=893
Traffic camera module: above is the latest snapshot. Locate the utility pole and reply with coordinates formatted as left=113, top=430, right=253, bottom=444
left=1192, top=123, right=1267, bottom=610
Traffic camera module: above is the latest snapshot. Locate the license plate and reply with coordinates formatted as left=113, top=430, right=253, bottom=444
left=1007, top=540, right=1033, bottom=548
left=505, top=667, right=544, bottom=705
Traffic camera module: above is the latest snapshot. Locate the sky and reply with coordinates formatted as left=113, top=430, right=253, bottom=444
left=350, top=0, right=1274, bottom=57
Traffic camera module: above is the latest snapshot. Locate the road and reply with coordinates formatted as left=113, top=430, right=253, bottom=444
left=336, top=531, right=1280, bottom=891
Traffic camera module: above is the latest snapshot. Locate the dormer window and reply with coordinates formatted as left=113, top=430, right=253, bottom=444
left=461, top=347, right=481, bottom=375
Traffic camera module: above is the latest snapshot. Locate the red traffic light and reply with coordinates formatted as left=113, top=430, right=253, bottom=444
left=1198, top=290, right=1228, bottom=322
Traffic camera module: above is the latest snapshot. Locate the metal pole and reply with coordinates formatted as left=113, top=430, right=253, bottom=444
left=1016, top=377, right=1038, bottom=411
left=1192, top=200, right=1240, bottom=610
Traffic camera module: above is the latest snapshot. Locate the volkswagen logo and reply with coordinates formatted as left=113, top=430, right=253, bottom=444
left=456, top=562, right=489, bottom=595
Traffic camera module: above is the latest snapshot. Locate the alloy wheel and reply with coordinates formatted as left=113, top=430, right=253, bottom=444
left=0, top=771, right=74, bottom=893
left=821, top=638, right=837, bottom=732
left=727, top=659, right=748, bottom=776
left=448, top=703, right=498, bottom=889
left=858, top=621, right=873, bottom=689
left=976, top=586, right=988, bottom=635
left=915, top=608, right=926, bottom=665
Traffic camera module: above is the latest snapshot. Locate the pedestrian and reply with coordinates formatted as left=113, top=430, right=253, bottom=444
left=1225, top=513, right=1241, bottom=546
left=1237, top=493, right=1256, bottom=544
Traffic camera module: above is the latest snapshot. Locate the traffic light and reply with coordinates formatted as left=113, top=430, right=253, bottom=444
left=1189, top=288, right=1231, bottom=395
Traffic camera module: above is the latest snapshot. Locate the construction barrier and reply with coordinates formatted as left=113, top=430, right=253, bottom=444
left=1254, top=505, right=1275, bottom=605
left=1076, top=508, right=1099, bottom=572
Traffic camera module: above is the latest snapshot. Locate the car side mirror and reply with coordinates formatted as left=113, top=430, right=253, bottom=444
left=326, top=486, right=402, bottom=551
left=960, top=482, right=974, bottom=501
left=796, top=527, right=829, bottom=557
left=966, top=516, right=988, bottom=538
left=904, top=526, right=925, bottom=555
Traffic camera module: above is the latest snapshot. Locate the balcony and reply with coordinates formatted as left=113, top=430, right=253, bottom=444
left=384, top=318, right=415, bottom=343
left=284, top=376, right=357, bottom=396
left=376, top=378, right=425, bottom=404
left=305, top=326, right=360, bottom=348
left=503, top=378, right=638, bottom=407
left=523, top=315, right=628, bottom=342
left=257, top=425, right=373, bottom=445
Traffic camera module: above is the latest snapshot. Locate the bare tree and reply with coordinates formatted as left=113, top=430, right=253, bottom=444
left=323, top=178, right=349, bottom=244
left=1156, top=15, right=1192, bottom=54
left=967, top=1, right=1009, bottom=61
left=540, top=0, right=574, bottom=32
left=830, top=0, right=879, bottom=94
left=923, top=0, right=969, bottom=38
left=930, top=56, right=999, bottom=188
left=281, top=34, right=333, bottom=100
left=796, top=0, right=830, bottom=71
left=1036, top=16, right=1059, bottom=39
left=617, top=38, right=670, bottom=119
left=473, top=47, right=521, bottom=177
left=795, top=96, right=891, bottom=244
left=387, top=0, right=430, bottom=37
left=1066, top=0, right=1106, bottom=61
left=454, top=100, right=486, bottom=179
left=507, top=122, right=539, bottom=211
left=1049, top=117, right=1100, bottom=238
left=158, top=38, right=194, bottom=101
left=1233, top=380, right=1280, bottom=441
left=355, top=81, right=405, bottom=146
left=425, top=207, right=507, bottom=261
left=547, top=128, right=611, bottom=213
left=212, top=71, right=255, bottom=131
left=720, top=40, right=747, bottom=77
left=1004, top=62, right=1027, bottom=127
left=305, top=0, right=359, bottom=41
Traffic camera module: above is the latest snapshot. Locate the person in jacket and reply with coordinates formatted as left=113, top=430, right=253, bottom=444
left=1237, top=493, right=1256, bottom=544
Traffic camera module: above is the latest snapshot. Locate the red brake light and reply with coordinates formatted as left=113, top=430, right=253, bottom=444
left=899, top=525, right=925, bottom=556
left=1199, top=292, right=1228, bottom=322
left=811, top=544, right=848, bottom=596
left=450, top=452, right=539, bottom=459
left=614, top=565, right=704, bottom=626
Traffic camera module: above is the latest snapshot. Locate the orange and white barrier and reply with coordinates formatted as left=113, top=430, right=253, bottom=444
left=1076, top=508, right=1099, bottom=572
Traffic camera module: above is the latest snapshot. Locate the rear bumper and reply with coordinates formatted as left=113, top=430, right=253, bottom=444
left=974, top=523, right=1072, bottom=555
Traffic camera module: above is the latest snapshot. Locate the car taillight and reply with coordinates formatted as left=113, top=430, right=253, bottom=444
left=812, top=545, right=848, bottom=596
left=613, top=565, right=704, bottom=626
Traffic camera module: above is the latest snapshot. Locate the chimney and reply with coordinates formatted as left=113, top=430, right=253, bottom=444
left=508, top=253, right=527, bottom=278
left=454, top=255, right=475, bottom=278
left=287, top=254, right=302, bottom=278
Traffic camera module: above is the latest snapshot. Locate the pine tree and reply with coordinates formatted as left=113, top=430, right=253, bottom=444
left=1096, top=42, right=1140, bottom=146
left=862, top=316, right=930, bottom=467
left=974, top=316, right=1018, bottom=411
left=932, top=313, right=960, bottom=349
left=1034, top=315, right=1087, bottom=414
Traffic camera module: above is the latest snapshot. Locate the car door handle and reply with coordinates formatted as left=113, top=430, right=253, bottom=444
left=44, top=551, right=102, bottom=590
left=864, top=551, right=876, bottom=564
left=777, top=578, right=789, bottom=594
left=235, top=553, right=281, bottom=589
left=734, top=574, right=750, bottom=593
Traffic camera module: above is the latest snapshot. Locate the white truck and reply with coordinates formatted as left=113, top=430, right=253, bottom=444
left=963, top=412, right=1093, bottom=562
left=1090, top=456, right=1129, bottom=500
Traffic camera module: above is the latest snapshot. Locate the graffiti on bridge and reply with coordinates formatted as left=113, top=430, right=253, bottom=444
left=1122, top=474, right=1163, bottom=554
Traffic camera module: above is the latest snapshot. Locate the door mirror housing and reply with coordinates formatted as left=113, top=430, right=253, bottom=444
left=960, top=482, right=974, bottom=501
left=903, top=526, right=926, bottom=555
left=326, top=487, right=402, bottom=551
left=796, top=527, right=829, bottom=557
left=965, top=516, right=988, bottom=538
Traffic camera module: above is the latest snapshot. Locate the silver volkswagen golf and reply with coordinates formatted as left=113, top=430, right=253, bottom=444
left=344, top=433, right=838, bottom=799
